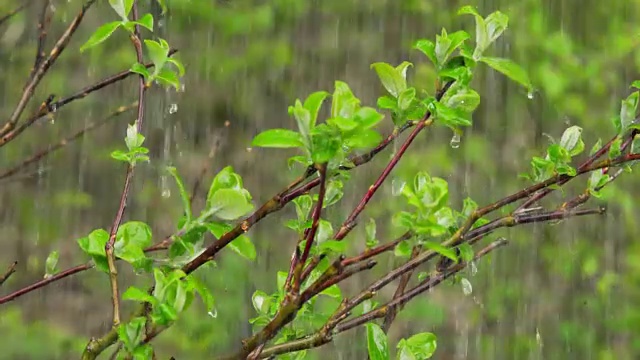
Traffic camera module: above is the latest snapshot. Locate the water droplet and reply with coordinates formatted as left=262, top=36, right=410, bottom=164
left=527, top=91, right=534, bottom=99
left=178, top=83, right=186, bottom=93
left=391, top=179, right=405, bottom=196
left=160, top=175, right=171, bottom=198
left=450, top=133, right=461, bottom=149
left=168, top=103, right=178, bottom=114
left=470, top=261, right=478, bottom=276
left=208, top=308, right=218, bottom=318
left=461, top=278, right=473, bottom=296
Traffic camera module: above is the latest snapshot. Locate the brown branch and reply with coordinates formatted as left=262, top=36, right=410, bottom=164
left=103, top=3, right=147, bottom=332
left=0, top=261, right=18, bottom=286
left=0, top=102, right=137, bottom=181
left=381, top=245, right=421, bottom=332
left=255, top=239, right=507, bottom=359
left=30, top=0, right=52, bottom=79
left=0, top=263, right=91, bottom=303
left=0, top=2, right=29, bottom=28
left=334, top=239, right=508, bottom=334
left=0, top=50, right=177, bottom=149
left=0, top=0, right=97, bottom=141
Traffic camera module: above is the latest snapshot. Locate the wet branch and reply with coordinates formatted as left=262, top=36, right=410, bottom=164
left=0, top=0, right=97, bottom=143
left=30, top=0, right=52, bottom=80
left=0, top=102, right=137, bottom=181
left=0, top=261, right=18, bottom=286
left=103, top=4, right=147, bottom=332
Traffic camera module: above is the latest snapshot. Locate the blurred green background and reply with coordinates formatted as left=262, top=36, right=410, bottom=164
left=1, top=0, right=640, bottom=359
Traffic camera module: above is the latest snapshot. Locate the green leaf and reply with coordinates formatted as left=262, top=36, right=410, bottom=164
left=345, top=129, right=383, bottom=150
left=206, top=166, right=247, bottom=204
left=109, top=0, right=134, bottom=20
left=432, top=102, right=472, bottom=127
left=331, top=81, right=359, bottom=119
left=457, top=6, right=487, bottom=58
left=371, top=62, right=408, bottom=98
left=77, top=229, right=109, bottom=273
left=484, top=11, right=509, bottom=46
left=228, top=236, right=257, bottom=261
left=320, top=284, right=342, bottom=299
left=115, top=221, right=153, bottom=271
left=318, top=240, right=347, bottom=254
left=444, top=87, right=480, bottom=113
left=458, top=244, right=474, bottom=262
left=167, top=58, right=185, bottom=76
left=252, top=290, right=271, bottom=314
left=444, top=31, right=470, bottom=62
left=252, top=129, right=304, bottom=148
left=559, top=126, right=584, bottom=156
left=398, top=88, right=416, bottom=111
left=480, top=57, right=531, bottom=90
left=365, top=218, right=378, bottom=247
left=186, top=275, right=215, bottom=312
left=304, top=91, right=330, bottom=128
left=394, top=240, right=412, bottom=258
left=135, top=13, right=154, bottom=31
left=208, top=188, right=254, bottom=220
left=395, top=61, right=413, bottom=81
left=45, top=250, right=59, bottom=277
left=80, top=21, right=122, bottom=52
left=354, top=107, right=385, bottom=129
left=413, top=39, right=437, bottom=66
left=122, top=286, right=157, bottom=304
left=405, top=332, right=437, bottom=358
left=130, top=63, right=150, bottom=79
left=461, top=197, right=477, bottom=217
left=117, top=317, right=145, bottom=351
left=620, top=91, right=639, bottom=134
left=366, top=323, right=390, bottom=360
left=144, top=39, right=169, bottom=71
left=480, top=57, right=532, bottom=90
left=310, top=124, right=341, bottom=163
left=609, top=137, right=622, bottom=159
left=154, top=68, right=181, bottom=90
left=424, top=241, right=458, bottom=263
left=167, top=166, right=192, bottom=224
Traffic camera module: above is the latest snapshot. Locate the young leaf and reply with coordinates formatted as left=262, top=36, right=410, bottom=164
left=108, top=0, right=134, bottom=21
left=208, top=188, right=254, bottom=220
left=167, top=166, right=192, bottom=223
left=366, top=323, right=390, bottom=360
left=122, top=286, right=157, bottom=304
left=252, top=129, right=304, bottom=148
left=80, top=22, right=122, bottom=52
left=303, top=91, right=330, bottom=128
left=144, top=39, right=169, bottom=71
left=45, top=250, right=59, bottom=277
left=480, top=57, right=532, bottom=90
left=228, top=236, right=257, bottom=261
left=620, top=91, right=639, bottom=134
left=405, top=332, right=437, bottom=358
left=559, top=126, right=584, bottom=156
left=414, top=39, right=437, bottom=66
left=424, top=241, right=458, bottom=263
left=371, top=62, right=408, bottom=98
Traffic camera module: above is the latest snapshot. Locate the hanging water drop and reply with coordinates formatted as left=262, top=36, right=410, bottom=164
left=168, top=103, right=178, bottom=114
left=450, top=133, right=461, bottom=149
left=527, top=91, right=534, bottom=99
left=208, top=308, right=218, bottom=318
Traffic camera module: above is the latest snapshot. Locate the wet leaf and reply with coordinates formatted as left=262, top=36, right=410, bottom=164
left=80, top=21, right=122, bottom=52
left=366, top=323, right=390, bottom=360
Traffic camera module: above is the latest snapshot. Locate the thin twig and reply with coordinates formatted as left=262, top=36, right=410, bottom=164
left=104, top=3, right=147, bottom=330
left=0, top=262, right=18, bottom=286
left=0, top=102, right=137, bottom=181
left=0, top=0, right=97, bottom=140
left=30, top=0, right=52, bottom=80
left=0, top=2, right=29, bottom=28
